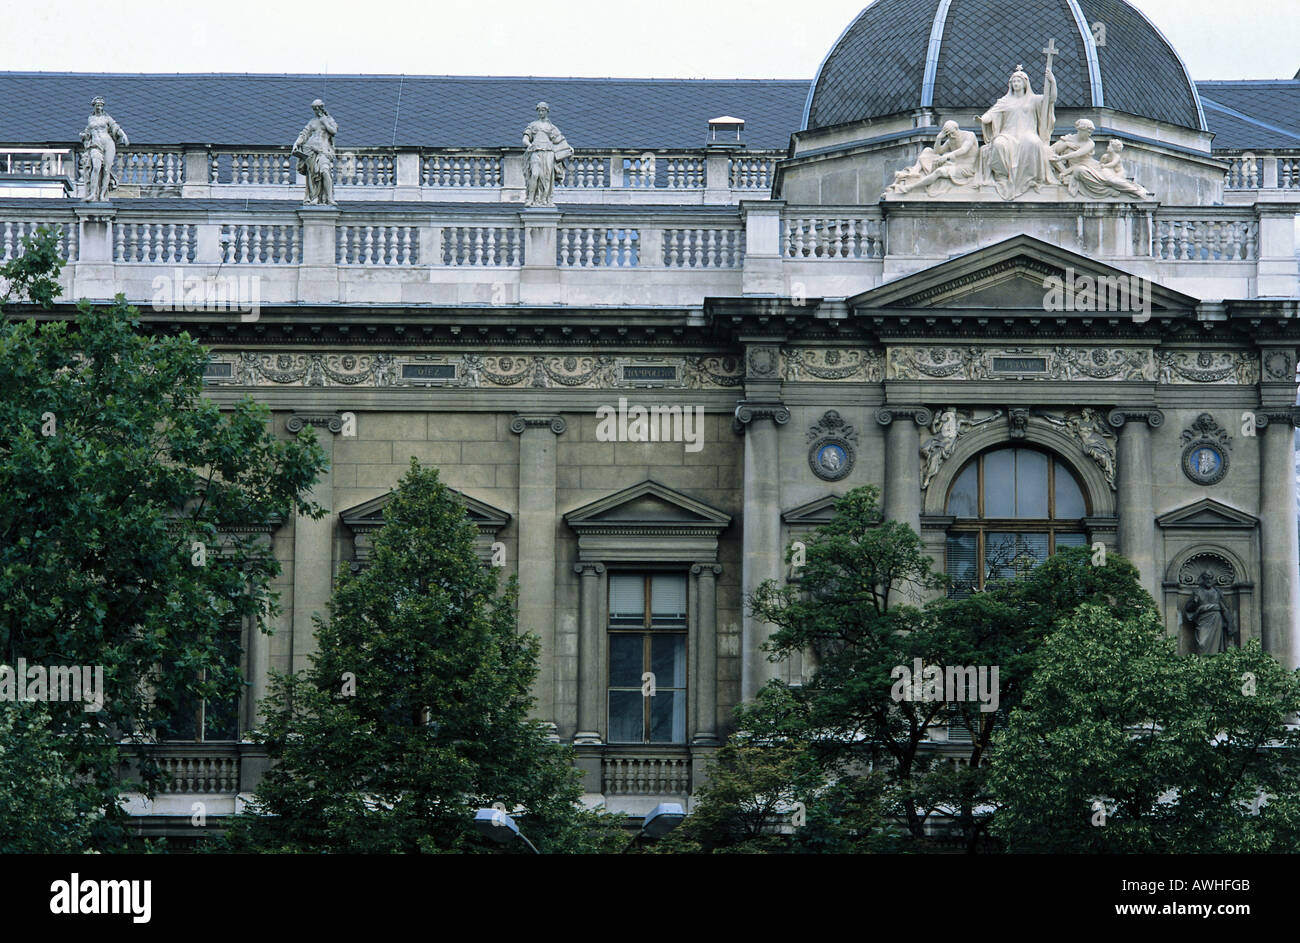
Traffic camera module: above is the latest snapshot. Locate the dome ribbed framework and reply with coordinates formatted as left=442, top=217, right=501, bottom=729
left=803, top=0, right=1205, bottom=133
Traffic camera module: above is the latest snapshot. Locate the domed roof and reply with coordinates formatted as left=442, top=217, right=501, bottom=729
left=803, top=0, right=1206, bottom=133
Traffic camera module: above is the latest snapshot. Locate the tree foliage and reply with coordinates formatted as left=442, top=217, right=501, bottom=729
left=223, top=460, right=622, bottom=853
left=990, top=605, right=1300, bottom=852
left=0, top=227, right=327, bottom=849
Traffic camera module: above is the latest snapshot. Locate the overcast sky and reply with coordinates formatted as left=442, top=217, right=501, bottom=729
left=1, top=0, right=1293, bottom=81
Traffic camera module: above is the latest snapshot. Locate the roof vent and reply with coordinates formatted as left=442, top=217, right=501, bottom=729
left=707, top=115, right=745, bottom=148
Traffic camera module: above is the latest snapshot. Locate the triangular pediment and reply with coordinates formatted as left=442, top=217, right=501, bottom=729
left=782, top=495, right=842, bottom=526
left=339, top=489, right=511, bottom=533
left=1156, top=498, right=1259, bottom=530
left=565, top=480, right=731, bottom=533
left=849, top=235, right=1197, bottom=313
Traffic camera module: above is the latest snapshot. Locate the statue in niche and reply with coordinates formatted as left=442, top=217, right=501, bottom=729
left=1050, top=119, right=1150, bottom=200
left=80, top=96, right=129, bottom=202
left=523, top=101, right=573, bottom=207
left=885, top=120, right=980, bottom=196
left=978, top=50, right=1058, bottom=200
left=293, top=99, right=338, bottom=205
left=1182, top=570, right=1238, bottom=654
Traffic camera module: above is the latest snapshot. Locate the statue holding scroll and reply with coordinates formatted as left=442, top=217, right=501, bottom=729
left=523, top=102, right=573, bottom=206
left=293, top=99, right=338, bottom=205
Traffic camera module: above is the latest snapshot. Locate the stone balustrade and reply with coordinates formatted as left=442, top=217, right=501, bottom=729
left=151, top=744, right=241, bottom=795
left=601, top=750, right=692, bottom=795
left=0, top=201, right=1290, bottom=308
left=1, top=147, right=75, bottom=178
left=1222, top=151, right=1300, bottom=191
left=1154, top=213, right=1258, bottom=261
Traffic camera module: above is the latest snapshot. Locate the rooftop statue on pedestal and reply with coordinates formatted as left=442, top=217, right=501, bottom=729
left=293, top=99, right=338, bottom=206
left=523, top=102, right=573, bottom=207
left=80, top=96, right=129, bottom=203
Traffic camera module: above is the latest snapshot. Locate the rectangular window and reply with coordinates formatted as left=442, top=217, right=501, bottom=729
left=162, top=613, right=242, bottom=742
left=608, top=572, right=687, bottom=744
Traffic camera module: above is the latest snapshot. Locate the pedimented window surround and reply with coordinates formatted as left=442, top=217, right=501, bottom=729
left=338, top=489, right=511, bottom=571
left=564, top=480, right=732, bottom=748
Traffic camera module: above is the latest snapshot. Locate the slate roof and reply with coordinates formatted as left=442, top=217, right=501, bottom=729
left=0, top=70, right=1294, bottom=154
left=1197, top=82, right=1300, bottom=149
left=805, top=0, right=1205, bottom=133
left=0, top=73, right=808, bottom=150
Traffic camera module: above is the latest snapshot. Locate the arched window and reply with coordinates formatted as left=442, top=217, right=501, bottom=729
left=945, top=447, right=1089, bottom=597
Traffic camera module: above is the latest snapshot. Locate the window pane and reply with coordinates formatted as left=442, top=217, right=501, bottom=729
left=650, top=574, right=687, bottom=627
left=609, top=634, right=643, bottom=688
left=947, top=462, right=978, bottom=518
left=608, top=690, right=643, bottom=743
left=650, top=635, right=687, bottom=688
left=1015, top=450, right=1049, bottom=518
left=983, top=450, right=1015, bottom=518
left=1054, top=464, right=1086, bottom=519
left=946, top=533, right=979, bottom=598
left=609, top=573, right=644, bottom=626
left=204, top=696, right=239, bottom=741
left=1055, top=532, right=1088, bottom=549
left=985, top=532, right=1049, bottom=584
left=649, top=690, right=687, bottom=744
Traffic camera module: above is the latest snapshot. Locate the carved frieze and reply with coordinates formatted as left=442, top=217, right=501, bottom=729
left=784, top=348, right=884, bottom=382
left=211, top=352, right=745, bottom=390
left=919, top=408, right=1003, bottom=491
left=886, top=346, right=1156, bottom=382
left=1156, top=351, right=1260, bottom=385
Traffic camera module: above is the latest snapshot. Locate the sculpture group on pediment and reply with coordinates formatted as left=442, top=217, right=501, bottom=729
left=885, top=42, right=1151, bottom=202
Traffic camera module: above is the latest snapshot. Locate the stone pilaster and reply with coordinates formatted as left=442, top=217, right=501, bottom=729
left=1257, top=408, right=1300, bottom=669
left=691, top=563, right=722, bottom=745
left=573, top=561, right=605, bottom=744
left=740, top=201, right=785, bottom=295
left=875, top=406, right=931, bottom=533
left=286, top=412, right=343, bottom=676
left=1108, top=408, right=1164, bottom=595
left=734, top=401, right=788, bottom=702
left=512, top=414, right=567, bottom=722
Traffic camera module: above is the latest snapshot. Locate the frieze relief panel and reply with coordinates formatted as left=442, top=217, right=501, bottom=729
left=209, top=352, right=746, bottom=389
left=888, top=346, right=1156, bottom=382
left=205, top=347, right=1261, bottom=389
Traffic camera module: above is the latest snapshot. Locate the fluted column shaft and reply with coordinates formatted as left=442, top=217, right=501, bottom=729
left=691, top=563, right=722, bottom=744
left=877, top=407, right=928, bottom=533
left=1109, top=409, right=1162, bottom=597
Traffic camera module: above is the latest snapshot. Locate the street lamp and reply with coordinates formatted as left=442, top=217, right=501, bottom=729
left=474, top=807, right=541, bottom=854
left=624, top=802, right=686, bottom=852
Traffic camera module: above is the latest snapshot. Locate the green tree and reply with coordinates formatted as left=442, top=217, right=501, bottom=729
left=223, top=460, right=622, bottom=853
left=0, top=703, right=96, bottom=853
left=0, top=228, right=327, bottom=849
left=741, top=487, right=1161, bottom=851
left=990, top=604, right=1300, bottom=852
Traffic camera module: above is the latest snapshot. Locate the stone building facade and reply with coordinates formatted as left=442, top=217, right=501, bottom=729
left=1, top=0, right=1299, bottom=831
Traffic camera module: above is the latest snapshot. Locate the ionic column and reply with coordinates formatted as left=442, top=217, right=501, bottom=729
left=691, top=563, right=722, bottom=745
left=573, top=561, right=605, bottom=744
left=1258, top=409, right=1300, bottom=669
left=734, top=401, right=788, bottom=702
left=512, top=414, right=566, bottom=722
left=1108, top=408, right=1164, bottom=596
left=875, top=406, right=930, bottom=532
left=286, top=412, right=343, bottom=677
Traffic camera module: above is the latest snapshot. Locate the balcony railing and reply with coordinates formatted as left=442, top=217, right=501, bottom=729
left=1222, top=151, right=1300, bottom=191
left=602, top=748, right=692, bottom=795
